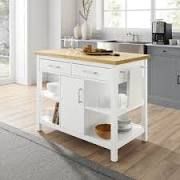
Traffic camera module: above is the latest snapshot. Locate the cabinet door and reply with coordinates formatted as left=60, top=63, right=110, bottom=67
left=150, top=55, right=178, bottom=102
left=148, top=47, right=180, bottom=108
left=174, top=60, right=180, bottom=101
left=61, top=77, right=84, bottom=134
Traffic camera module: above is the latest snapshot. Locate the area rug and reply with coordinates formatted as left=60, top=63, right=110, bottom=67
left=0, top=122, right=133, bottom=180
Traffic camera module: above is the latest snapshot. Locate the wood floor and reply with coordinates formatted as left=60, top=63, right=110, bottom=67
left=0, top=84, right=180, bottom=180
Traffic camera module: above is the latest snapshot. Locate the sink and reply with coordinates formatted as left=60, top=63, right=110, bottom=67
left=97, top=41, right=148, bottom=54
left=104, top=40, right=150, bottom=45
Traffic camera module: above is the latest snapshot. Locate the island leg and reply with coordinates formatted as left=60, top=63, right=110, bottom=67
left=36, top=57, right=42, bottom=132
left=110, top=68, right=119, bottom=162
left=142, top=59, right=148, bottom=142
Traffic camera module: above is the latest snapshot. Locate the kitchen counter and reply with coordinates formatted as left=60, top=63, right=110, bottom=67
left=61, top=38, right=106, bottom=43
left=36, top=48, right=148, bottom=162
left=35, top=49, right=149, bottom=65
left=146, top=43, right=180, bottom=48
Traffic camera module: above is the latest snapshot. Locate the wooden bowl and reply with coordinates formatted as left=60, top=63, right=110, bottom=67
left=95, top=124, right=111, bottom=140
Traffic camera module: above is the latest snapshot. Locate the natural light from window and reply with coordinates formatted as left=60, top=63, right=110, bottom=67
left=104, top=0, right=180, bottom=30
left=0, top=0, right=9, bottom=79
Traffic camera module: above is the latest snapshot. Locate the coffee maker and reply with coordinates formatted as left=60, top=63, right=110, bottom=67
left=152, top=20, right=172, bottom=45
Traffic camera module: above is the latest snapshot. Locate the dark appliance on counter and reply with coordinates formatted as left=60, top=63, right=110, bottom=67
left=152, top=21, right=172, bottom=45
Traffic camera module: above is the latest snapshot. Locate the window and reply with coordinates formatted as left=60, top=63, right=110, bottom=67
left=104, top=0, right=151, bottom=29
left=155, top=0, right=180, bottom=29
left=0, top=0, right=9, bottom=79
left=0, top=0, right=15, bottom=83
left=103, top=0, right=180, bottom=30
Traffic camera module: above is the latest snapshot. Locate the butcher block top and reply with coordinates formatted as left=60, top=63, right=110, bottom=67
left=35, top=49, right=149, bottom=65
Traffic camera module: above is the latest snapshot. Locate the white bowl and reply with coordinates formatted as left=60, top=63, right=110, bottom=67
left=47, top=82, right=59, bottom=95
left=169, top=39, right=177, bottom=45
left=118, top=94, right=128, bottom=107
left=177, top=40, right=180, bottom=46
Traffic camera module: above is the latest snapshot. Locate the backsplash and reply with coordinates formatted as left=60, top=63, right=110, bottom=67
left=99, top=29, right=152, bottom=42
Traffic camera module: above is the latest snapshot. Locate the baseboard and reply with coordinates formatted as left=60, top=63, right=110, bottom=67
left=149, top=96, right=180, bottom=109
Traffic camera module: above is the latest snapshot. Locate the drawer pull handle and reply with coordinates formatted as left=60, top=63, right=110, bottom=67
left=48, top=65, right=54, bottom=68
left=56, top=66, right=61, bottom=69
left=83, top=70, right=98, bottom=75
left=162, top=50, right=167, bottom=53
left=120, top=71, right=127, bottom=74
left=48, top=65, right=61, bottom=69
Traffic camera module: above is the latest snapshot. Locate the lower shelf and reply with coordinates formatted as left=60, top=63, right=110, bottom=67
left=85, top=123, right=144, bottom=149
left=41, top=115, right=60, bottom=129
left=85, top=106, right=128, bottom=116
left=40, top=118, right=144, bottom=150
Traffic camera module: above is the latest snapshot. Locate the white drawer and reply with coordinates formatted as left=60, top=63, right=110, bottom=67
left=72, top=64, right=110, bottom=81
left=40, top=59, right=71, bottom=75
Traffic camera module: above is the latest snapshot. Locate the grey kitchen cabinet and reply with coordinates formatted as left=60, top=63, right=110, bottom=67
left=148, top=46, right=180, bottom=108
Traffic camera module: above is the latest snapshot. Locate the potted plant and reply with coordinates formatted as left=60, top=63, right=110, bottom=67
left=79, top=0, right=93, bottom=40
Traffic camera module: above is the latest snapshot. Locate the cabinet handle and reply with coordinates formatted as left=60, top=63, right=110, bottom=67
left=177, top=74, right=180, bottom=85
left=162, top=50, right=167, bottom=53
left=83, top=70, right=98, bottom=75
left=48, top=65, right=61, bottom=69
left=48, top=65, right=54, bottom=68
left=56, top=66, right=61, bottom=69
left=78, top=88, right=83, bottom=104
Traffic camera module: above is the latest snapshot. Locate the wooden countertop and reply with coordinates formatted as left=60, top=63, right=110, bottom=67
left=35, top=49, right=149, bottom=65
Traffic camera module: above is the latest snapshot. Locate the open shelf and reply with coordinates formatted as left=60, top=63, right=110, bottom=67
left=84, top=123, right=144, bottom=150
left=85, top=105, right=128, bottom=116
left=85, top=106, right=110, bottom=115
left=41, top=115, right=60, bottom=129
left=41, top=90, right=59, bottom=102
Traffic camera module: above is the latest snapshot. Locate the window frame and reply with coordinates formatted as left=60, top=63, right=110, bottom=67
left=101, top=0, right=180, bottom=32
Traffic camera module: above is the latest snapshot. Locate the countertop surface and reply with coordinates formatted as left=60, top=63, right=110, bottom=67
left=62, top=38, right=180, bottom=48
left=61, top=39, right=106, bottom=43
left=146, top=43, right=180, bottom=48
left=35, top=49, right=149, bottom=65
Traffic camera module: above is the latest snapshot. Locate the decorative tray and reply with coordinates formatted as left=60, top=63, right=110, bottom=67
left=85, top=51, right=113, bottom=56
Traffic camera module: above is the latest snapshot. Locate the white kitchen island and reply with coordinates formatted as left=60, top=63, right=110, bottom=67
left=35, top=49, right=149, bottom=162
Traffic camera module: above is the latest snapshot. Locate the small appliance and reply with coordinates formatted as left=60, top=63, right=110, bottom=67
left=152, top=20, right=172, bottom=45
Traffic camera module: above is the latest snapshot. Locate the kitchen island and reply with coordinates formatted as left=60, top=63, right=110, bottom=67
left=35, top=49, right=149, bottom=162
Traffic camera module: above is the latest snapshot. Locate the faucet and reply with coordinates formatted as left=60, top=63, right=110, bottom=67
left=126, top=32, right=139, bottom=42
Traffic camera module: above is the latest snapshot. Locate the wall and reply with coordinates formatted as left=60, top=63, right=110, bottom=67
left=28, top=0, right=48, bottom=84
left=48, top=0, right=77, bottom=49
left=15, top=0, right=27, bottom=84
left=61, top=0, right=77, bottom=38
left=15, top=0, right=48, bottom=85
left=48, top=0, right=61, bottom=48
left=15, top=0, right=77, bottom=85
